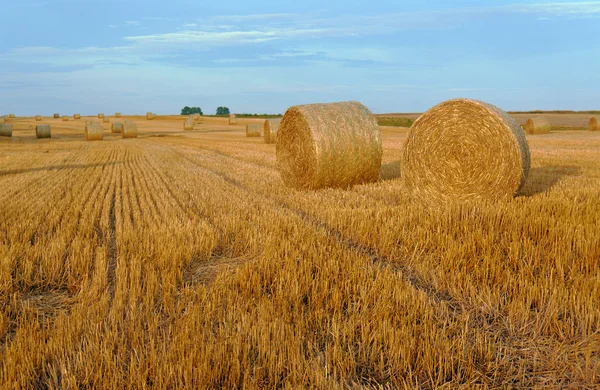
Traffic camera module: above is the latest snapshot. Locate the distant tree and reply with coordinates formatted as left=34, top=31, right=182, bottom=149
left=216, top=106, right=230, bottom=116
left=181, top=106, right=203, bottom=115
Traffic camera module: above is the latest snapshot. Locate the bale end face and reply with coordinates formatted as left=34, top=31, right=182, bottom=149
left=36, top=124, right=51, bottom=139
left=123, top=120, right=138, bottom=138
left=402, top=98, right=530, bottom=203
left=276, top=101, right=382, bottom=190
left=0, top=124, right=13, bottom=137
left=589, top=117, right=599, bottom=131
left=246, top=123, right=261, bottom=137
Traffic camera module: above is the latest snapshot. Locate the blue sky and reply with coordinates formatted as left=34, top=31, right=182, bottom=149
left=1, top=0, right=599, bottom=115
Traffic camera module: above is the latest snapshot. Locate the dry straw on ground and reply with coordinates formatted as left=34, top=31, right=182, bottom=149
left=103, top=117, right=110, bottom=123
left=35, top=115, right=42, bottom=121
left=589, top=117, right=599, bottom=131
left=115, top=112, right=121, bottom=118
left=229, top=114, right=237, bottom=125
left=53, top=113, right=59, bottom=119
left=62, top=116, right=69, bottom=121
left=264, top=119, right=281, bottom=144
left=123, top=120, right=138, bottom=138
left=98, top=113, right=104, bottom=119
left=85, top=122, right=103, bottom=141
left=246, top=123, right=261, bottom=137
left=0, top=124, right=12, bottom=137
left=74, top=114, right=81, bottom=120
left=111, top=122, right=123, bottom=134
left=402, top=98, right=530, bottom=203
left=36, top=124, right=51, bottom=139
left=183, top=119, right=194, bottom=131
left=276, top=101, right=382, bottom=190
left=523, top=117, right=551, bottom=134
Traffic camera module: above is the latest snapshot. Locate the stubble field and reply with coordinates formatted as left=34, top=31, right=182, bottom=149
left=1, top=114, right=599, bottom=388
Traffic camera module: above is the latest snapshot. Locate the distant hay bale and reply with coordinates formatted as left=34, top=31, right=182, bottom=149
left=523, top=117, right=550, bottom=134
left=74, top=114, right=81, bottom=119
left=264, top=118, right=281, bottom=144
left=246, top=123, right=261, bottom=137
left=276, top=101, right=382, bottom=190
left=589, top=117, right=599, bottom=131
left=62, top=116, right=69, bottom=121
left=53, top=113, right=60, bottom=119
left=402, top=98, right=530, bottom=203
left=0, top=124, right=12, bottom=137
left=36, top=124, right=51, bottom=139
left=146, top=113, right=156, bottom=120
left=229, top=114, right=237, bottom=125
left=35, top=115, right=42, bottom=121
left=85, top=122, right=103, bottom=141
left=103, top=117, right=109, bottom=123
left=115, top=112, right=121, bottom=118
left=98, top=113, right=104, bottom=119
left=193, top=113, right=202, bottom=124
left=183, top=118, right=194, bottom=131
left=122, top=120, right=137, bottom=138
left=9, top=114, right=15, bottom=118
left=111, top=122, right=123, bottom=133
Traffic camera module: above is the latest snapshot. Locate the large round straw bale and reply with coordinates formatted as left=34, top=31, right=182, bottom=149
left=36, top=124, right=51, bottom=139
left=62, top=116, right=69, bottom=121
left=86, top=122, right=103, bottom=141
left=98, top=113, right=104, bottom=119
left=35, top=115, right=42, bottom=121
left=111, top=122, right=123, bottom=133
left=523, top=117, right=550, bottom=134
left=264, top=118, right=281, bottom=144
left=246, top=123, right=261, bottom=137
left=122, top=120, right=137, bottom=138
left=276, top=101, right=382, bottom=190
left=229, top=114, right=237, bottom=125
left=53, top=113, right=60, bottom=119
left=74, top=114, right=81, bottom=119
left=0, top=124, right=12, bottom=137
left=402, top=98, right=530, bottom=202
left=115, top=112, right=121, bottom=118
left=589, top=117, right=599, bottom=131
left=183, top=118, right=194, bottom=130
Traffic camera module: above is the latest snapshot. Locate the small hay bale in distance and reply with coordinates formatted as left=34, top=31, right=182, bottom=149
left=0, top=123, right=12, bottom=137
left=35, top=115, right=42, bottom=121
left=9, top=114, right=15, bottom=118
left=53, top=113, right=60, bottom=119
left=122, top=120, right=137, bottom=138
left=402, top=98, right=530, bottom=203
left=146, top=112, right=156, bottom=120
left=229, top=114, right=237, bottom=125
left=115, top=112, right=121, bottom=118
left=246, top=123, right=261, bottom=137
left=36, top=124, right=51, bottom=139
left=111, top=122, right=123, bottom=133
left=62, top=116, right=69, bottom=121
left=589, top=117, right=599, bottom=131
left=183, top=118, right=194, bottom=131
left=74, top=114, right=81, bottom=119
left=523, top=117, right=550, bottom=134
left=276, top=101, right=382, bottom=190
left=264, top=118, right=281, bottom=144
left=85, top=122, right=103, bottom=141
left=98, top=113, right=104, bottom=119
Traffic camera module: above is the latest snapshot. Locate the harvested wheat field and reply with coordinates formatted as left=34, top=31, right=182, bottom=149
left=0, top=113, right=599, bottom=388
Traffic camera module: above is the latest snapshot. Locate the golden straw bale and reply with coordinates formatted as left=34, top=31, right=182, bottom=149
left=111, top=122, right=123, bottom=133
left=9, top=114, right=15, bottom=118
left=122, top=120, right=137, bottom=138
left=276, top=101, right=382, bottom=190
left=0, top=124, right=12, bottom=137
left=402, top=98, right=530, bottom=203
left=146, top=113, right=155, bottom=120
left=35, top=115, right=42, bottom=121
left=36, top=124, right=51, bottom=139
left=589, top=117, right=599, bottom=131
left=115, top=112, right=121, bottom=118
left=74, top=114, right=81, bottom=119
left=184, top=118, right=194, bottom=131
left=264, top=118, right=281, bottom=144
left=85, top=122, right=103, bottom=141
left=229, top=114, right=237, bottom=125
left=53, top=113, right=60, bottom=119
left=98, top=113, right=104, bottom=119
left=62, top=116, right=69, bottom=121
left=523, top=117, right=550, bottom=134
left=246, top=123, right=261, bottom=137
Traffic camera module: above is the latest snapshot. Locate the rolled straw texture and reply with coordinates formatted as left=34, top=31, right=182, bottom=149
left=123, top=120, right=137, bottom=138
left=402, top=98, right=530, bottom=203
left=36, top=124, right=51, bottom=139
left=86, top=123, right=103, bottom=141
left=246, top=123, right=261, bottom=137
left=264, top=119, right=281, bottom=144
left=0, top=124, right=12, bottom=137
left=523, top=117, right=550, bottom=134
left=229, top=114, right=237, bottom=125
left=589, top=117, right=599, bottom=131
left=276, top=101, right=382, bottom=190
left=111, top=122, right=123, bottom=133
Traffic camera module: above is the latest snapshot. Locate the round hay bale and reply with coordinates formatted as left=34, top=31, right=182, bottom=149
left=0, top=124, right=12, bottom=137
left=62, top=116, right=69, bottom=121
left=264, top=118, right=281, bottom=144
left=523, top=117, right=550, bottom=134
left=111, top=122, right=123, bottom=133
left=246, top=123, right=261, bottom=137
left=229, top=114, right=237, bottom=125
left=53, top=113, right=60, bottom=119
left=85, top=122, right=103, bottom=141
left=402, top=98, right=530, bottom=203
left=183, top=119, right=194, bottom=131
left=276, top=101, right=382, bottom=190
left=146, top=113, right=155, bottom=120
left=103, top=117, right=109, bottom=123
left=74, top=114, right=81, bottom=120
left=35, top=115, right=42, bottom=121
left=122, top=120, right=137, bottom=138
left=589, top=117, right=599, bottom=131
left=115, top=112, right=121, bottom=118
left=98, top=113, right=104, bottom=119
left=36, top=124, right=51, bottom=139
left=9, top=114, right=15, bottom=118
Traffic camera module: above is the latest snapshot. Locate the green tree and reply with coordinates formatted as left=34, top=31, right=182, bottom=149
left=216, top=106, right=230, bottom=116
left=181, top=106, right=203, bottom=115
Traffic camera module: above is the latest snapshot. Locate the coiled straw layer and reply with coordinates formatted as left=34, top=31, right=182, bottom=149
left=264, top=119, right=281, bottom=144
left=276, top=101, right=382, bottom=190
left=524, top=117, right=550, bottom=134
left=589, top=117, right=599, bottom=131
left=402, top=98, right=530, bottom=203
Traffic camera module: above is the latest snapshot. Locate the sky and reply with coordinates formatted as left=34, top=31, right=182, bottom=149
left=1, top=0, right=599, bottom=115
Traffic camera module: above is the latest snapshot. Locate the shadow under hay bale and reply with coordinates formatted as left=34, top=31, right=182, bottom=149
left=277, top=101, right=382, bottom=190
left=264, top=118, right=281, bottom=144
left=402, top=98, right=530, bottom=203
left=524, top=117, right=551, bottom=134
left=518, top=165, right=582, bottom=196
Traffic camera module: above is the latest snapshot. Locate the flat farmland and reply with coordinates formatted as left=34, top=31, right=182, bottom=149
left=1, top=115, right=599, bottom=388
